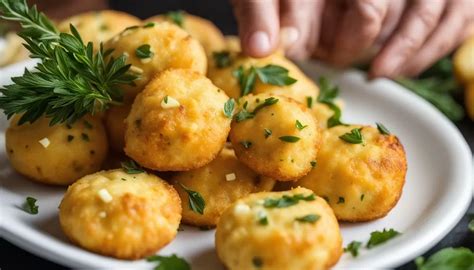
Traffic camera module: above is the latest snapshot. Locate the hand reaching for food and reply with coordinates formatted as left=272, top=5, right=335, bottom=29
left=232, top=0, right=474, bottom=78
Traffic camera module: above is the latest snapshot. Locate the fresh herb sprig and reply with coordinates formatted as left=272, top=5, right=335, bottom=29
left=415, top=247, right=474, bottom=270
left=179, top=183, right=205, bottom=215
left=147, top=254, right=190, bottom=270
left=233, top=65, right=297, bottom=96
left=263, top=193, right=315, bottom=208
left=367, top=228, right=400, bottom=248
left=166, top=10, right=184, bottom=28
left=234, top=97, right=279, bottom=122
left=23, top=196, right=38, bottom=214
left=121, top=159, right=145, bottom=174
left=316, top=77, right=346, bottom=128
left=0, top=0, right=136, bottom=125
left=344, top=241, right=362, bottom=257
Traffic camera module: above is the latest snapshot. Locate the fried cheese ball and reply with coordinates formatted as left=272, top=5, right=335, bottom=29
left=207, top=53, right=319, bottom=104
left=216, top=187, right=342, bottom=270
left=147, top=13, right=226, bottom=55
left=104, top=22, right=207, bottom=101
left=230, top=94, right=320, bottom=181
left=5, top=115, right=108, bottom=185
left=171, top=146, right=275, bottom=227
left=125, top=69, right=231, bottom=171
left=58, top=10, right=141, bottom=48
left=59, top=169, right=181, bottom=260
left=295, top=125, right=407, bottom=222
left=104, top=104, right=131, bottom=153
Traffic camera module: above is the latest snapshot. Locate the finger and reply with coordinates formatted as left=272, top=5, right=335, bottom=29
left=402, top=2, right=474, bottom=76
left=232, top=0, right=280, bottom=57
left=279, top=0, right=324, bottom=60
left=370, top=0, right=446, bottom=78
left=313, top=0, right=345, bottom=60
left=329, top=0, right=389, bottom=67
left=376, top=0, right=407, bottom=46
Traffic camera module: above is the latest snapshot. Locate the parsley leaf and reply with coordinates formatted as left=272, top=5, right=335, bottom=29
left=223, top=98, right=235, bottom=118
left=121, top=160, right=145, bottom=174
left=264, top=193, right=315, bottom=208
left=279, top=136, right=300, bottom=143
left=376, top=122, right=391, bottom=135
left=233, top=66, right=257, bottom=96
left=23, top=196, right=38, bottom=215
left=339, top=128, right=364, bottom=144
left=316, top=77, right=346, bottom=128
left=295, top=120, right=308, bottom=130
left=344, top=241, right=362, bottom=257
left=295, top=214, right=320, bottom=223
left=143, top=22, right=156, bottom=28
left=147, top=254, right=190, bottom=270
left=166, top=10, right=184, bottom=28
left=179, top=183, right=205, bottom=215
left=234, top=97, right=278, bottom=122
left=253, top=97, right=279, bottom=114
left=326, top=103, right=345, bottom=128
left=415, top=247, right=474, bottom=270
left=213, top=51, right=232, bottom=68
left=306, top=96, right=313, bottom=108
left=367, top=228, right=401, bottom=248
left=337, top=197, right=345, bottom=204
left=234, top=65, right=296, bottom=96
left=257, top=211, right=268, bottom=225
left=135, top=44, right=154, bottom=59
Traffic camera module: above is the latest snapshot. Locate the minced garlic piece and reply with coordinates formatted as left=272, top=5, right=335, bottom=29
left=97, top=188, right=113, bottom=203
left=38, top=137, right=50, bottom=148
left=234, top=203, right=250, bottom=215
left=225, top=173, right=236, bottom=181
left=99, top=211, right=107, bottom=218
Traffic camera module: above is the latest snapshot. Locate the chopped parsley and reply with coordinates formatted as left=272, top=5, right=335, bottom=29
left=415, top=247, right=474, bottom=270
left=337, top=197, right=345, bottom=204
left=263, top=193, right=315, bottom=208
left=306, top=96, right=313, bottom=108
left=234, top=97, right=278, bottom=122
left=147, top=254, right=190, bottom=270
left=257, top=211, right=268, bottom=225
left=339, top=128, right=364, bottom=144
left=295, top=214, right=320, bottom=224
left=81, top=133, right=90, bottom=142
left=240, top=141, right=252, bottom=149
left=367, top=228, right=401, bottom=248
left=67, top=135, right=74, bottom=142
left=344, top=241, right=362, bottom=257
left=223, top=98, right=235, bottom=118
left=233, top=65, right=297, bottom=96
left=143, top=22, right=155, bottom=28
left=179, top=183, right=205, bottom=215
left=317, top=77, right=346, bottom=128
left=295, top=120, right=307, bottom=130
left=376, top=122, right=391, bottom=135
left=121, top=159, right=145, bottom=174
left=166, top=10, right=184, bottom=27
left=327, top=103, right=345, bottom=128
left=279, top=136, right=300, bottom=143
left=23, top=196, right=38, bottom=214
left=310, top=160, right=317, bottom=168
left=135, top=44, right=154, bottom=59
left=213, top=51, right=232, bottom=68
left=264, top=128, right=272, bottom=138
left=252, top=257, right=263, bottom=268
left=360, top=194, right=365, bottom=201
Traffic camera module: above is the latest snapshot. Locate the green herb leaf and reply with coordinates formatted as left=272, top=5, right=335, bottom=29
left=213, top=51, right=232, bottom=68
left=306, top=96, right=313, bottom=108
left=121, top=160, right=145, bottom=174
left=240, top=141, right=252, bottom=149
left=339, top=128, right=364, bottom=144
left=233, top=66, right=257, bottom=96
left=376, top=122, right=391, bottom=135
left=253, top=97, right=279, bottom=114
left=166, top=10, right=184, bottom=27
left=295, top=214, right=320, bottom=223
left=263, top=193, right=315, bottom=208
left=223, top=98, right=235, bottom=118
left=23, top=196, right=38, bottom=215
left=264, top=128, right=272, bottom=138
left=326, top=103, right=345, bottom=128
left=179, top=183, right=205, bottom=215
left=367, top=228, right=401, bottom=248
left=234, top=97, right=278, bottom=122
left=317, top=77, right=339, bottom=104
left=234, top=109, right=255, bottom=122
left=143, top=22, right=155, bottom=28
left=147, top=254, right=190, bottom=270
left=344, top=241, right=362, bottom=257
left=279, top=136, right=300, bottom=143
left=415, top=247, right=474, bottom=270
left=257, top=211, right=268, bottom=225
left=360, top=194, right=365, bottom=201
left=295, top=120, right=308, bottom=130
left=254, top=64, right=297, bottom=86
left=135, top=44, right=154, bottom=59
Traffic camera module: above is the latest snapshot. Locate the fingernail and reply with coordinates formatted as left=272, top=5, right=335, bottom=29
left=248, top=31, right=271, bottom=56
left=280, top=26, right=299, bottom=48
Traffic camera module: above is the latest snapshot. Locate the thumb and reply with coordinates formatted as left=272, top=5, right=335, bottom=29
left=232, top=0, right=279, bottom=57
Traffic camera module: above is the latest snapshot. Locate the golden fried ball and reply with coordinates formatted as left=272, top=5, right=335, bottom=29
left=5, top=115, right=108, bottom=185
left=59, top=169, right=181, bottom=260
left=104, top=22, right=207, bottom=102
left=104, top=104, right=131, bottom=153
left=171, top=146, right=275, bottom=227
left=125, top=69, right=231, bottom=171
left=215, top=187, right=342, bottom=270
left=295, top=125, right=407, bottom=222
left=147, top=13, right=226, bottom=55
left=58, top=10, right=141, bottom=48
left=207, top=53, right=319, bottom=104
left=230, top=94, right=320, bottom=181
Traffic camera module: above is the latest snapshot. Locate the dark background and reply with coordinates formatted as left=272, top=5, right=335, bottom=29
left=1, top=1, right=473, bottom=269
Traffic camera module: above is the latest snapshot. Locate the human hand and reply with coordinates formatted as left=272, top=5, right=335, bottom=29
left=232, top=0, right=474, bottom=78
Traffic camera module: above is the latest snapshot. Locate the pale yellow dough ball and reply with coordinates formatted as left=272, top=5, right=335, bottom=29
left=295, top=125, right=407, bottom=222
left=207, top=53, right=319, bottom=104
left=104, top=22, right=207, bottom=102
left=216, top=187, right=342, bottom=270
left=171, top=146, right=275, bottom=227
left=125, top=69, right=231, bottom=171
left=104, top=104, right=131, bottom=153
left=5, top=115, right=108, bottom=185
left=230, top=94, right=321, bottom=181
left=58, top=10, right=141, bottom=48
left=59, top=169, right=181, bottom=260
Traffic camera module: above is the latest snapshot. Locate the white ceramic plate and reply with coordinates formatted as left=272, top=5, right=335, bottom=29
left=0, top=60, right=472, bottom=269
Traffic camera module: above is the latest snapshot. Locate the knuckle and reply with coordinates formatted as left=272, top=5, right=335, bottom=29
left=356, top=0, right=387, bottom=24
left=413, top=4, right=442, bottom=30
